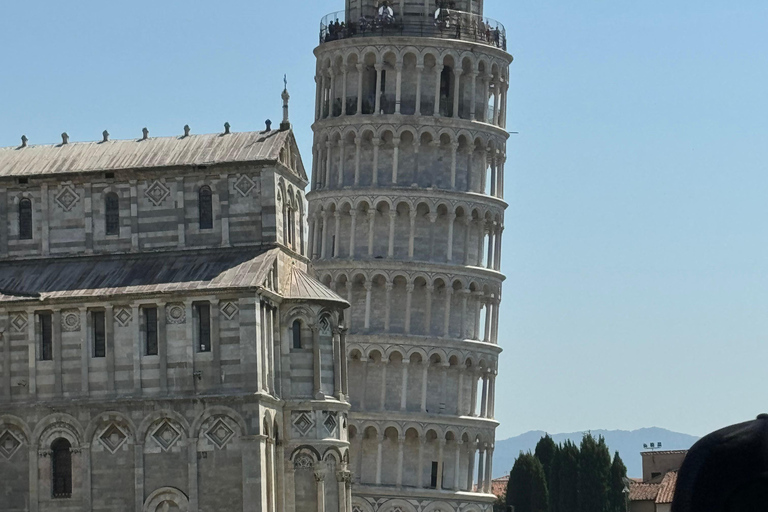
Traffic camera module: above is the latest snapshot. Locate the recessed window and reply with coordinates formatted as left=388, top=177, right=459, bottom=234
left=430, top=461, right=439, bottom=489
left=144, top=307, right=158, bottom=356
left=17, top=177, right=28, bottom=185
left=198, top=186, right=213, bottom=230
left=197, top=304, right=211, bottom=352
left=292, top=319, right=302, bottom=349
left=104, top=172, right=115, bottom=179
left=51, top=438, right=72, bottom=499
left=19, top=198, right=32, bottom=240
left=92, top=311, right=106, bottom=358
left=105, top=192, right=119, bottom=236
left=39, top=313, right=52, bottom=361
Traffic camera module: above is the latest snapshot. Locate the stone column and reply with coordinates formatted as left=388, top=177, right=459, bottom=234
left=372, top=137, right=381, bottom=186
left=336, top=472, right=347, bottom=512
left=315, top=471, right=326, bottom=512
left=384, top=283, right=393, bottom=332
left=404, top=283, right=415, bottom=333
left=348, top=209, right=357, bottom=258
left=473, top=292, right=483, bottom=340
left=454, top=441, right=463, bottom=490
left=312, top=325, right=323, bottom=399
left=379, top=360, right=388, bottom=410
left=493, top=80, right=501, bottom=125
left=457, top=371, right=464, bottom=415
left=387, top=210, right=396, bottom=257
left=485, top=446, right=494, bottom=492
left=332, top=328, right=342, bottom=398
left=333, top=211, right=341, bottom=258
left=434, top=65, right=444, bottom=117
left=341, top=68, right=348, bottom=116
left=477, top=445, right=486, bottom=492
left=374, top=64, right=383, bottom=114
left=329, top=68, right=336, bottom=117
left=356, top=64, right=364, bottom=115
left=492, top=296, right=500, bottom=344
left=395, top=60, right=403, bottom=114
left=443, top=287, right=453, bottom=337
left=425, top=285, right=434, bottom=336
left=340, top=328, right=349, bottom=397
left=466, top=442, right=476, bottom=491
left=477, top=220, right=486, bottom=266
left=417, top=437, right=426, bottom=488
left=490, top=155, right=497, bottom=197
left=391, top=137, right=400, bottom=184
left=320, top=212, right=329, bottom=259
left=453, top=68, right=462, bottom=118
left=437, top=439, right=446, bottom=489
left=480, top=371, right=489, bottom=417
left=364, top=281, right=373, bottom=331
left=408, top=209, right=417, bottom=258
left=469, top=371, right=479, bottom=416
left=325, top=141, right=333, bottom=187
left=367, top=209, right=376, bottom=257
left=447, top=212, right=456, bottom=262
left=396, top=437, right=405, bottom=486
left=489, top=372, right=497, bottom=418
left=354, top=138, right=362, bottom=186
left=420, top=360, right=429, bottom=412
left=321, top=73, right=328, bottom=119
left=311, top=215, right=320, bottom=258
left=315, top=74, right=322, bottom=120
left=460, top=290, right=469, bottom=339
left=415, top=65, right=424, bottom=115
left=337, top=140, right=345, bottom=187
left=450, top=142, right=459, bottom=189
left=463, top=217, right=471, bottom=265
left=400, top=360, right=409, bottom=411
left=470, top=71, right=478, bottom=120
left=484, top=298, right=492, bottom=343
left=375, top=433, right=384, bottom=484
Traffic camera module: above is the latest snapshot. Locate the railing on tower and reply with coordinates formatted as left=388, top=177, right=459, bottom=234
left=320, top=9, right=507, bottom=50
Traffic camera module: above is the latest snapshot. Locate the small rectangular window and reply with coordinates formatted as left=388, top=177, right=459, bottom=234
left=430, top=461, right=439, bottom=489
left=40, top=313, right=52, bottom=361
left=197, top=304, right=211, bottom=352
left=145, top=307, right=158, bottom=356
left=93, top=311, right=106, bottom=358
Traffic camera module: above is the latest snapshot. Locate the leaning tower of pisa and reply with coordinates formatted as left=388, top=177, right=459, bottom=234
left=307, top=1, right=511, bottom=511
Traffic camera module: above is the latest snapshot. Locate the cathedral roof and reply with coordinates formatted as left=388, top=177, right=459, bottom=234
left=0, top=129, right=298, bottom=178
left=283, top=265, right=349, bottom=305
left=0, top=247, right=281, bottom=303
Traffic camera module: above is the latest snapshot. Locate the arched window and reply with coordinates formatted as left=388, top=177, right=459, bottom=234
left=19, top=198, right=32, bottom=240
left=292, top=320, right=302, bottom=349
left=105, top=192, right=119, bottom=236
left=51, top=438, right=72, bottom=498
left=198, top=186, right=213, bottom=230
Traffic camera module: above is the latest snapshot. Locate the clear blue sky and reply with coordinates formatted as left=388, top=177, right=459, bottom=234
left=2, top=0, right=768, bottom=440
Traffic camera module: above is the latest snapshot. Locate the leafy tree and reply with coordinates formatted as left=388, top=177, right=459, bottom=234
left=535, top=434, right=557, bottom=488
left=507, top=453, right=549, bottom=512
left=555, top=441, right=580, bottom=512
left=607, top=451, right=628, bottom=512
left=577, top=434, right=612, bottom=512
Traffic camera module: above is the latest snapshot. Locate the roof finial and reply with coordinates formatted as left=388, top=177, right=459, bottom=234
left=61, top=132, right=69, bottom=145
left=142, top=127, right=149, bottom=140
left=183, top=125, right=191, bottom=137
left=224, top=122, right=231, bottom=135
left=280, top=74, right=291, bottom=131
left=102, top=130, right=110, bottom=142
left=20, top=135, right=28, bottom=148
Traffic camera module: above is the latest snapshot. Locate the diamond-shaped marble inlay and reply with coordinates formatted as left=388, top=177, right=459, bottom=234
left=10, top=312, right=27, bottom=333
left=61, top=310, right=80, bottom=332
left=292, top=412, right=314, bottom=437
left=145, top=180, right=170, bottom=206
left=114, top=306, right=132, bottom=327
left=323, top=412, right=337, bottom=435
left=152, top=421, right=181, bottom=451
left=220, top=301, right=239, bottom=320
left=166, top=304, right=186, bottom=324
left=55, top=184, right=80, bottom=212
left=0, top=430, right=22, bottom=459
left=99, top=424, right=128, bottom=454
left=233, top=174, right=256, bottom=197
left=205, top=419, right=235, bottom=449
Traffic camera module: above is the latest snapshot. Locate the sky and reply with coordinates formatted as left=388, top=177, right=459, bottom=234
left=2, top=0, right=768, bottom=441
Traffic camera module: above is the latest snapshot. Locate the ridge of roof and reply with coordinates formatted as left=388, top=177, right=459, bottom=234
left=0, top=129, right=291, bottom=178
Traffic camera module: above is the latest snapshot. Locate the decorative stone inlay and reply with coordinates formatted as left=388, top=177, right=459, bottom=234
left=61, top=310, right=80, bottom=332
left=98, top=424, right=128, bottom=454
left=0, top=430, right=22, bottom=459
left=220, top=301, right=239, bottom=320
left=205, top=419, right=235, bottom=450
left=10, top=312, right=27, bottom=333
left=234, top=174, right=256, bottom=197
left=145, top=180, right=170, bottom=206
left=166, top=304, right=186, bottom=324
left=113, top=306, right=132, bottom=327
left=292, top=412, right=314, bottom=437
left=323, top=412, right=338, bottom=436
left=55, top=184, right=80, bottom=212
left=294, top=454, right=314, bottom=469
left=152, top=420, right=181, bottom=451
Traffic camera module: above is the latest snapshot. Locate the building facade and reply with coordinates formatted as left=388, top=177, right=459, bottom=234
left=307, top=1, right=511, bottom=511
left=0, top=116, right=352, bottom=512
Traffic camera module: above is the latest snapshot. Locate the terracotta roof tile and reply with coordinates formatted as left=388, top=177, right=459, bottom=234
left=656, top=471, right=678, bottom=504
left=629, top=482, right=661, bottom=501
left=491, top=476, right=509, bottom=498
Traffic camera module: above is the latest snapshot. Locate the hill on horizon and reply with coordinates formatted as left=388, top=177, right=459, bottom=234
left=493, top=427, right=699, bottom=479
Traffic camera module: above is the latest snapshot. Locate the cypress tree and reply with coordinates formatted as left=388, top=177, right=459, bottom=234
left=556, top=441, right=580, bottom=512
left=577, top=434, right=612, bottom=512
left=506, top=453, right=550, bottom=512
left=534, top=434, right=557, bottom=488
left=608, top=451, right=628, bottom=512
left=548, top=444, right=562, bottom=512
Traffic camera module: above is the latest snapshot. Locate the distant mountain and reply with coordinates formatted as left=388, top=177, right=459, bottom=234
left=493, top=427, right=699, bottom=479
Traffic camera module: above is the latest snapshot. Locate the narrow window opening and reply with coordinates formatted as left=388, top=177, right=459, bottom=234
left=92, top=311, right=106, bottom=358
left=40, top=313, right=52, bottom=361
left=199, top=186, right=213, bottom=230
left=145, top=307, right=158, bottom=356
left=292, top=320, right=302, bottom=349
left=440, top=66, right=453, bottom=117
left=105, top=192, right=120, bottom=236
left=197, top=304, right=211, bottom=352
left=19, top=198, right=32, bottom=240
left=430, top=461, right=439, bottom=489
left=51, top=438, right=72, bottom=499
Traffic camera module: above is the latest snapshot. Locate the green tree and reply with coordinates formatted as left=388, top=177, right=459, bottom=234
left=577, top=434, right=612, bottom=512
left=506, top=453, right=549, bottom=512
left=554, top=441, right=579, bottom=512
left=607, top=451, right=628, bottom=512
left=548, top=444, right=562, bottom=512
left=534, top=434, right=557, bottom=488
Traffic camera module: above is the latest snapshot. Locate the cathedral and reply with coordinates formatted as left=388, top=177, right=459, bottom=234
left=0, top=0, right=510, bottom=511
